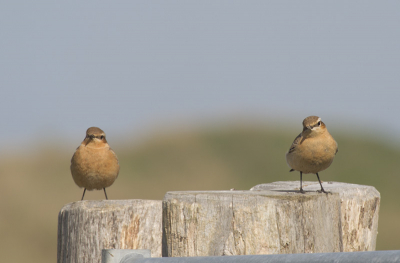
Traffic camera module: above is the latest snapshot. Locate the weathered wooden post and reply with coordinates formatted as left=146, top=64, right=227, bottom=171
left=57, top=200, right=162, bottom=263
left=251, top=181, right=380, bottom=252
left=57, top=182, right=380, bottom=262
left=162, top=181, right=380, bottom=257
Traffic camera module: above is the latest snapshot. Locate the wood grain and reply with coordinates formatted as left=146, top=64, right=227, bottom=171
left=57, top=200, right=162, bottom=263
left=163, top=181, right=379, bottom=257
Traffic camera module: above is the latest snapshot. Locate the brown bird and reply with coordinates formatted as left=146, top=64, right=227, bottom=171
left=286, top=116, right=338, bottom=193
left=70, top=127, right=120, bottom=200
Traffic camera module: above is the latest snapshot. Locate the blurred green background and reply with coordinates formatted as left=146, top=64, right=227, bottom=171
left=1, top=121, right=399, bottom=263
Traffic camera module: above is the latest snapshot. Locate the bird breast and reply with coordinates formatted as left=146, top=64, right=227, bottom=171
left=70, top=144, right=120, bottom=190
left=286, top=132, right=337, bottom=174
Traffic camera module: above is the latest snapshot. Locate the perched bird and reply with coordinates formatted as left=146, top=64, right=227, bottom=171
left=70, top=127, right=120, bottom=200
left=285, top=116, right=338, bottom=193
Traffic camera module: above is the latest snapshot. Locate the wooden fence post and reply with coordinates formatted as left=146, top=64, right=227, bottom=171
left=251, top=181, right=380, bottom=252
left=57, top=200, right=162, bottom=263
left=162, top=181, right=380, bottom=257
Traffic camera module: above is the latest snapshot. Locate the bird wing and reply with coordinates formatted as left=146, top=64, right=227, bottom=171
left=288, top=133, right=302, bottom=154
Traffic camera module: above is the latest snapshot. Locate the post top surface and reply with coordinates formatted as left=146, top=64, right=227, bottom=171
left=59, top=199, right=162, bottom=212
left=163, top=181, right=380, bottom=200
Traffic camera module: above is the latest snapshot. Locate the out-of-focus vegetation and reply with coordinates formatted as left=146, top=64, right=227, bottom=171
left=1, top=123, right=399, bottom=263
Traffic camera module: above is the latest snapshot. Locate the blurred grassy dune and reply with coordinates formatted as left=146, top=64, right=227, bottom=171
left=1, top=124, right=399, bottom=263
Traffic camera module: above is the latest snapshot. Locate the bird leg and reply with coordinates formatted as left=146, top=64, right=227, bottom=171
left=81, top=188, right=86, bottom=201
left=299, top=172, right=305, bottom=194
left=315, top=173, right=328, bottom=193
left=103, top=188, right=108, bottom=200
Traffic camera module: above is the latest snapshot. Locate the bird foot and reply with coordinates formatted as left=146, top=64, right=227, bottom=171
left=317, top=189, right=330, bottom=194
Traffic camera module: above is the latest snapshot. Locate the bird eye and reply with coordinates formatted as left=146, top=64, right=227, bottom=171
left=100, top=135, right=104, bottom=139
left=317, top=121, right=321, bottom=126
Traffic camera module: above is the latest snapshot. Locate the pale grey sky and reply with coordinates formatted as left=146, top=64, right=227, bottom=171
left=1, top=1, right=400, bottom=149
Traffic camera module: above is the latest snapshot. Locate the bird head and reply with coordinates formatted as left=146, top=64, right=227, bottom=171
left=83, top=127, right=108, bottom=146
left=302, top=116, right=326, bottom=137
